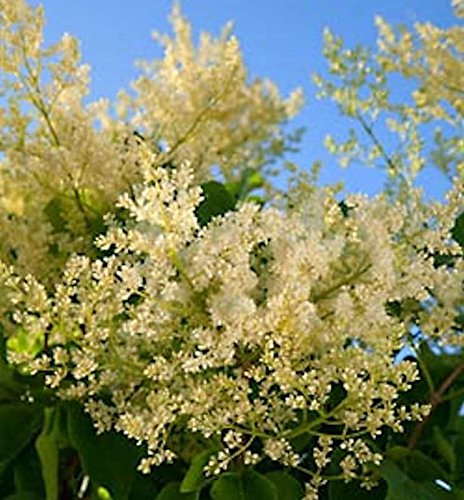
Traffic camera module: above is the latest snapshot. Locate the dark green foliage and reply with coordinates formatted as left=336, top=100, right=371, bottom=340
left=156, top=482, right=199, bottom=499
left=210, top=470, right=278, bottom=500
left=4, top=494, right=44, bottom=500
left=0, top=358, right=46, bottom=499
left=451, top=213, right=464, bottom=249
left=0, top=403, right=43, bottom=468
left=35, top=408, right=61, bottom=500
left=328, top=477, right=387, bottom=499
left=180, top=450, right=217, bottom=493
left=380, top=460, right=462, bottom=500
left=11, top=445, right=46, bottom=498
left=385, top=446, right=449, bottom=483
left=44, top=197, right=69, bottom=233
left=43, top=189, right=108, bottom=238
left=265, top=471, right=304, bottom=499
left=67, top=402, right=144, bottom=500
left=195, top=181, right=237, bottom=227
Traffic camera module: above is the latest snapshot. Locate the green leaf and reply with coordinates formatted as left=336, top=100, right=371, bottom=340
left=386, top=446, right=449, bottom=483
left=0, top=325, right=7, bottom=362
left=289, top=432, right=314, bottom=454
left=180, top=450, right=215, bottom=493
left=211, top=470, right=278, bottom=500
left=0, top=360, right=50, bottom=407
left=381, top=460, right=456, bottom=500
left=195, top=181, right=236, bottom=227
left=13, top=444, right=45, bottom=496
left=226, top=168, right=264, bottom=200
left=434, top=426, right=456, bottom=474
left=455, top=418, right=464, bottom=484
left=0, top=403, right=43, bottom=469
left=43, top=197, right=68, bottom=233
left=417, top=343, right=462, bottom=391
left=44, top=189, right=109, bottom=237
left=328, top=478, right=387, bottom=500
left=128, top=471, right=160, bottom=500
left=243, top=170, right=264, bottom=191
left=156, top=482, right=198, bottom=499
left=66, top=403, right=143, bottom=500
left=265, top=471, right=303, bottom=500
left=35, top=408, right=59, bottom=500
left=245, top=195, right=265, bottom=205
left=385, top=298, right=422, bottom=320
left=0, top=361, right=24, bottom=403
left=4, top=493, right=43, bottom=500
left=6, top=329, right=44, bottom=360
left=97, top=486, right=114, bottom=500
left=451, top=213, right=464, bottom=249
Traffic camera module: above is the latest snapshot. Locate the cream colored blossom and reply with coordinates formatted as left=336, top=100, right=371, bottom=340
left=0, top=0, right=302, bottom=283
left=314, top=3, right=463, bottom=199
left=4, top=161, right=455, bottom=483
left=125, top=4, right=303, bottom=184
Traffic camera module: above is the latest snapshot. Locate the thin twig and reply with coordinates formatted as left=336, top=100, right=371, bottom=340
left=408, top=364, right=464, bottom=449
left=356, top=112, right=397, bottom=174
left=160, top=65, right=238, bottom=165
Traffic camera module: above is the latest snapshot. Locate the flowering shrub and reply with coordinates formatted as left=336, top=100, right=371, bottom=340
left=0, top=1, right=463, bottom=499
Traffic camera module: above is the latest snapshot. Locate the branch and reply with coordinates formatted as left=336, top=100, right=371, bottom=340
left=407, top=363, right=464, bottom=449
left=310, top=262, right=372, bottom=304
left=160, top=65, right=238, bottom=165
left=356, top=112, right=397, bottom=175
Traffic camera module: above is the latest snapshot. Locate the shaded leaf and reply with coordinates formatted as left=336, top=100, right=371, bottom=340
left=13, top=445, right=45, bottom=496
left=66, top=403, right=143, bottom=500
left=418, top=343, right=462, bottom=389
left=128, top=473, right=159, bottom=500
left=451, top=213, right=464, bottom=249
left=195, top=181, right=236, bottom=227
left=0, top=360, right=50, bottom=407
left=211, top=470, right=278, bottom=500
left=156, top=481, right=198, bottom=499
left=35, top=408, right=59, bottom=500
left=180, top=450, right=215, bottom=493
left=328, top=478, right=387, bottom=500
left=386, top=446, right=449, bottom=482
left=4, top=493, right=43, bottom=500
left=43, top=197, right=68, bottom=233
left=0, top=403, right=43, bottom=469
left=434, top=426, right=456, bottom=474
left=0, top=361, right=25, bottom=403
left=0, top=325, right=7, bottom=362
left=227, top=168, right=264, bottom=200
left=455, top=418, right=464, bottom=485
left=265, top=471, right=303, bottom=500
left=381, top=459, right=456, bottom=500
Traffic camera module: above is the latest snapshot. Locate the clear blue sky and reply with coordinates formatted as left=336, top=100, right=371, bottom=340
left=34, top=0, right=456, bottom=197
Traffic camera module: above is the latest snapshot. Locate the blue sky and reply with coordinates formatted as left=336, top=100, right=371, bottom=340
left=34, top=0, right=456, bottom=197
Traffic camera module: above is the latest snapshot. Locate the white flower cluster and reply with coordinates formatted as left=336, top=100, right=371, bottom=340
left=3, top=161, right=461, bottom=478
left=0, top=0, right=300, bottom=283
